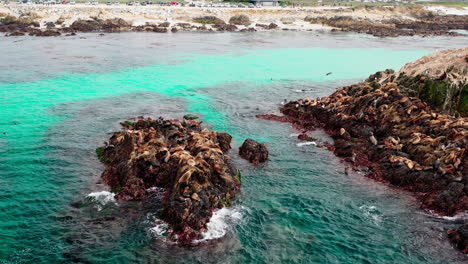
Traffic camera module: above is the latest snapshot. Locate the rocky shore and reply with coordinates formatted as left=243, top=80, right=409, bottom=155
left=259, top=48, right=467, bottom=251
left=96, top=117, right=241, bottom=243
left=1, top=5, right=467, bottom=37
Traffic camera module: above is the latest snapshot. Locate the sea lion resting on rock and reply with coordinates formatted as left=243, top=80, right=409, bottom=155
left=97, top=117, right=241, bottom=244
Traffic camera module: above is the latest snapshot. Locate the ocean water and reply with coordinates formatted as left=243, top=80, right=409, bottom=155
left=0, top=32, right=467, bottom=263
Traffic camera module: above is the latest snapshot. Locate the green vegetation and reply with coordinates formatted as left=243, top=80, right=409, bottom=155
left=419, top=80, right=450, bottom=109
left=120, top=120, right=134, bottom=127
left=418, top=1, right=468, bottom=7
left=457, top=85, right=468, bottom=117
left=222, top=195, right=232, bottom=207
left=236, top=169, right=242, bottom=183
left=183, top=114, right=199, bottom=120
left=114, top=186, right=123, bottom=193
left=193, top=16, right=225, bottom=25
left=96, top=146, right=110, bottom=163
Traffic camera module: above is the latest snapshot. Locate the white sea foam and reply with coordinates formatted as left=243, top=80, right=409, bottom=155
left=150, top=220, right=169, bottom=237
left=196, top=206, right=244, bottom=242
left=297, top=142, right=317, bottom=147
left=426, top=211, right=468, bottom=221
left=289, top=133, right=300, bottom=137
left=87, top=191, right=117, bottom=211
left=359, top=205, right=382, bottom=224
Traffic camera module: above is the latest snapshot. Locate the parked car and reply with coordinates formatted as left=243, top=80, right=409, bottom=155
left=238, top=3, right=245, bottom=8
left=70, top=0, right=75, bottom=4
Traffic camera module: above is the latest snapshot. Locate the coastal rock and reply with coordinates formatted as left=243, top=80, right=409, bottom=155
left=152, top=27, right=167, bottom=33
left=229, top=14, right=250, bottom=26
left=391, top=48, right=468, bottom=116
left=70, top=18, right=131, bottom=33
left=265, top=48, right=467, bottom=218
left=193, top=16, right=225, bottom=25
left=213, top=23, right=237, bottom=32
left=8, top=31, right=25, bottom=36
left=306, top=15, right=468, bottom=37
left=159, top=22, right=171, bottom=27
left=97, top=117, right=241, bottom=243
left=268, top=23, right=278, bottom=29
left=239, top=138, right=269, bottom=164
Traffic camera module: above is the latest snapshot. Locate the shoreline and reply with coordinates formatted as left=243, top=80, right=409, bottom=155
left=1, top=4, right=467, bottom=36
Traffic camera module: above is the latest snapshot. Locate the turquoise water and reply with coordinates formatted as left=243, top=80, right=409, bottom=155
left=0, top=32, right=467, bottom=263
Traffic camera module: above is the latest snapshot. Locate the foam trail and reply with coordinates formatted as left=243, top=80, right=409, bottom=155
left=297, top=142, right=317, bottom=147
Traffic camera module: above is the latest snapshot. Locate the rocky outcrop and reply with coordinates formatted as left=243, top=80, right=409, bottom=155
left=239, top=138, right=269, bottom=164
left=260, top=49, right=467, bottom=217
left=0, top=15, right=39, bottom=34
left=97, top=117, right=241, bottom=243
left=70, top=18, right=132, bottom=33
left=193, top=16, right=225, bottom=25
left=229, top=14, right=250, bottom=26
left=306, top=15, right=468, bottom=37
left=388, top=48, right=468, bottom=117
left=448, top=224, right=468, bottom=253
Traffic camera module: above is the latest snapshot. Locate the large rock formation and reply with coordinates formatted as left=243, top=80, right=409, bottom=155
left=387, top=48, right=468, bottom=117
left=259, top=48, right=467, bottom=251
left=97, top=117, right=241, bottom=243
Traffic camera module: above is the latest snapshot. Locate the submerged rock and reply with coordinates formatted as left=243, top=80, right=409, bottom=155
left=97, top=117, right=241, bottom=244
left=239, top=138, right=269, bottom=164
left=448, top=224, right=468, bottom=254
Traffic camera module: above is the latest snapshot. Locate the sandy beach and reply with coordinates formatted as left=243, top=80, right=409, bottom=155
left=2, top=3, right=461, bottom=31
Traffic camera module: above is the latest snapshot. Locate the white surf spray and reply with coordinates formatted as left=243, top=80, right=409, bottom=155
left=359, top=205, right=382, bottom=224
left=150, top=219, right=169, bottom=237
left=195, top=206, right=245, bottom=242
left=87, top=191, right=117, bottom=211
left=426, top=210, right=468, bottom=221
left=297, top=141, right=317, bottom=147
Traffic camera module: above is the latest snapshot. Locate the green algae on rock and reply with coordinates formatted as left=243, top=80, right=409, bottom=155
left=385, top=48, right=468, bottom=117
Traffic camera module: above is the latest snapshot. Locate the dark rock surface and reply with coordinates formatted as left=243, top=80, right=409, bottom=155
left=239, top=138, right=269, bottom=164
left=97, top=117, right=241, bottom=244
left=448, top=224, right=468, bottom=254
